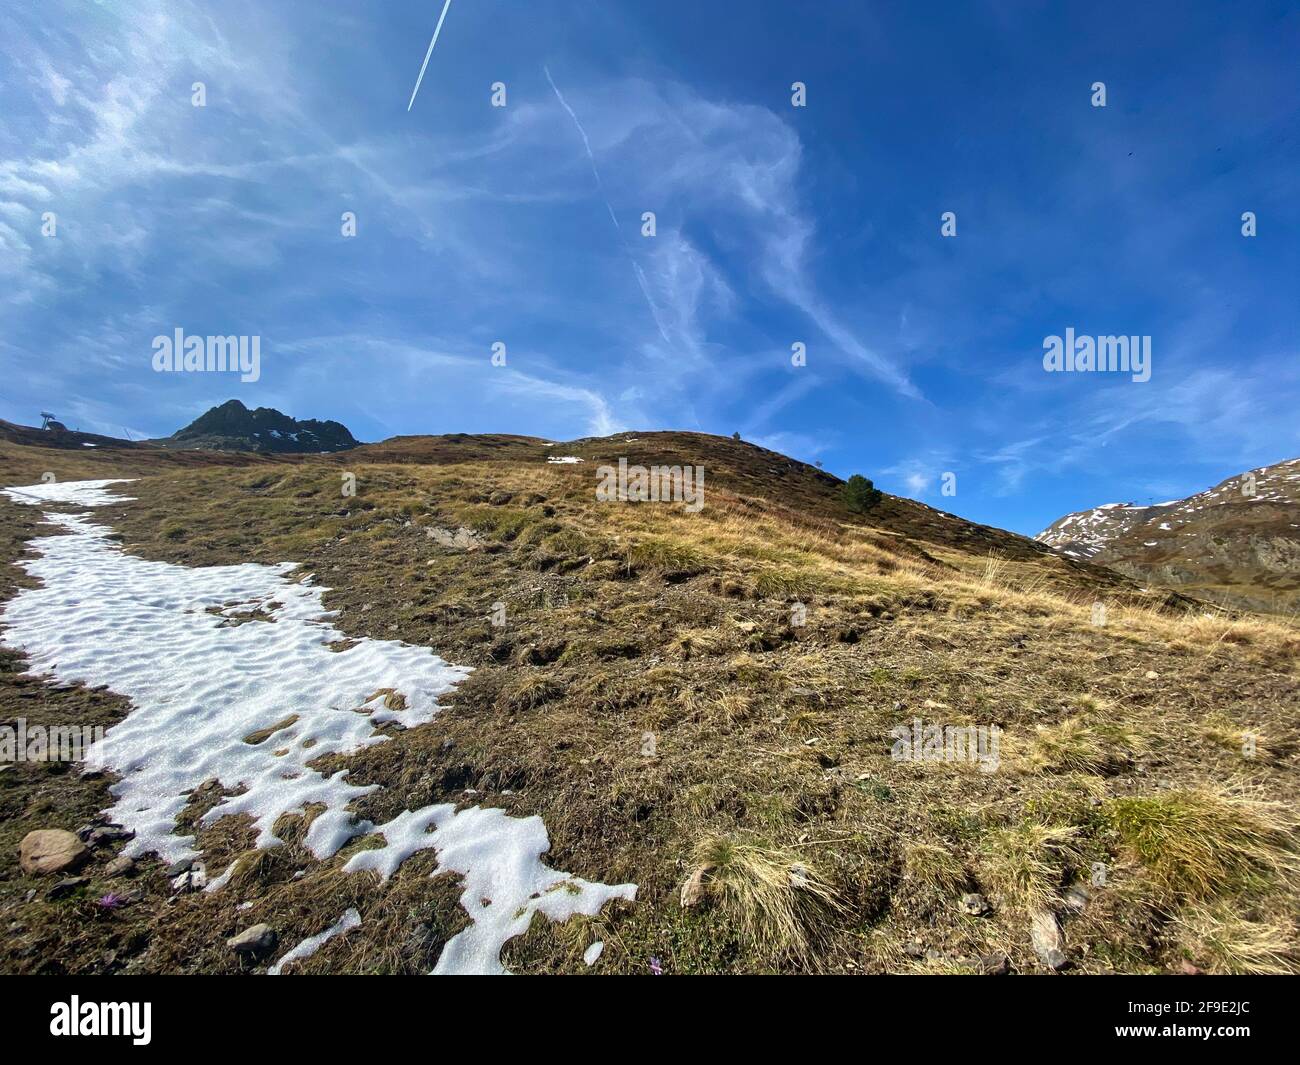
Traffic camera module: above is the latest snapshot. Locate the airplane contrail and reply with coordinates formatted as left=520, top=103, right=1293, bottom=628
left=407, top=0, right=454, bottom=112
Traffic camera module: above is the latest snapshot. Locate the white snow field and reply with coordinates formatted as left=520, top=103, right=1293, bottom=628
left=1, top=479, right=635, bottom=974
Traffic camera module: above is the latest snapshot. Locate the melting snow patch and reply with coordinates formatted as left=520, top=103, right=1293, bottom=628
left=0, top=503, right=465, bottom=862
left=584, top=941, right=604, bottom=966
left=1, top=478, right=136, bottom=508
left=1, top=480, right=636, bottom=974
left=546, top=456, right=584, bottom=464
left=344, top=805, right=635, bottom=975
left=269, top=908, right=361, bottom=975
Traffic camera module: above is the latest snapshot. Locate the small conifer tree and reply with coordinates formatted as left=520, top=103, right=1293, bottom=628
left=842, top=474, right=883, bottom=513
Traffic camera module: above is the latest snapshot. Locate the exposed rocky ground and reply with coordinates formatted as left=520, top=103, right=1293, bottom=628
left=2, top=401, right=358, bottom=457
left=156, top=399, right=359, bottom=454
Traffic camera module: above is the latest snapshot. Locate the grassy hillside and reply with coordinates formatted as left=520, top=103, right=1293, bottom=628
left=1, top=432, right=1296, bottom=974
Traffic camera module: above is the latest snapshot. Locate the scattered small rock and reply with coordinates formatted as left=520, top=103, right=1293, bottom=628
left=165, top=857, right=194, bottom=878
left=959, top=892, right=990, bottom=916
left=88, top=825, right=134, bottom=847
left=46, top=877, right=89, bottom=900
left=104, top=856, right=136, bottom=878
left=680, top=865, right=713, bottom=909
left=1030, top=910, right=1069, bottom=970
left=227, top=923, right=277, bottom=956
left=1063, top=884, right=1090, bottom=912
left=19, top=829, right=91, bottom=876
left=1144, top=670, right=1160, bottom=680
left=426, top=525, right=482, bottom=550
left=977, top=952, right=1011, bottom=975
left=170, top=863, right=207, bottom=893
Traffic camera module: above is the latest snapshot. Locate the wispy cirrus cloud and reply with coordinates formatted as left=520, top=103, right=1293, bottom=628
left=0, top=0, right=1292, bottom=545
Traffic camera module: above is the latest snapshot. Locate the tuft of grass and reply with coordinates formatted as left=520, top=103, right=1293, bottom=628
left=668, top=626, right=729, bottom=659
left=540, top=528, right=589, bottom=557
left=1173, top=902, right=1297, bottom=974
left=459, top=504, right=536, bottom=541
left=1105, top=790, right=1297, bottom=900
left=978, top=822, right=1078, bottom=914
left=902, top=841, right=968, bottom=898
left=752, top=567, right=819, bottom=599
left=727, top=652, right=780, bottom=688
left=1024, top=716, right=1145, bottom=774
left=712, top=691, right=755, bottom=724
left=624, top=537, right=708, bottom=579
left=227, top=847, right=283, bottom=890
left=1200, top=713, right=1272, bottom=761
left=503, top=673, right=563, bottom=712
left=689, top=833, right=840, bottom=960
left=978, top=553, right=1011, bottom=589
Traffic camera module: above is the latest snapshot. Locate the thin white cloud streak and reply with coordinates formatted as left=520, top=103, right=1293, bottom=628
left=543, top=65, right=672, bottom=347
left=744, top=373, right=821, bottom=432
left=494, top=370, right=623, bottom=437
left=565, top=80, right=920, bottom=399
left=974, top=362, right=1300, bottom=498
left=280, top=335, right=626, bottom=439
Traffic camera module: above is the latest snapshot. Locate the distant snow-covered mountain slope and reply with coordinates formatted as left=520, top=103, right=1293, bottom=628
left=1036, top=459, right=1300, bottom=613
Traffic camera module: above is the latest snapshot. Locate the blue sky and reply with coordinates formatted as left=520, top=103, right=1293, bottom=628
left=1, top=0, right=1296, bottom=535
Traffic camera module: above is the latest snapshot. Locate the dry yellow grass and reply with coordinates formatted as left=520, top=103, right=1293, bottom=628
left=687, top=833, right=841, bottom=961
left=2, top=433, right=1296, bottom=974
left=978, top=823, right=1079, bottom=914
left=903, top=840, right=968, bottom=898
left=1173, top=902, right=1298, bottom=974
